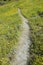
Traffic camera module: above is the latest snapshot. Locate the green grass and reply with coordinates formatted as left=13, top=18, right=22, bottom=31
left=0, top=2, right=22, bottom=65
left=0, top=0, right=43, bottom=65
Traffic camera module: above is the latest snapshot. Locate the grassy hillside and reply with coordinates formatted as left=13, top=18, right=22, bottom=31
left=0, top=0, right=43, bottom=65
left=0, top=2, right=22, bottom=65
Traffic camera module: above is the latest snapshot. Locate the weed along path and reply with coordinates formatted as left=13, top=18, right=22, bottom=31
left=12, top=8, right=31, bottom=65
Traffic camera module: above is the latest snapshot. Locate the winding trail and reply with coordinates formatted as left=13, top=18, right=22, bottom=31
left=12, top=8, right=31, bottom=65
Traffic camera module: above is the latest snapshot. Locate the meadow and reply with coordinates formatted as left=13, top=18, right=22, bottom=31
left=0, top=2, right=22, bottom=65
left=0, top=0, right=43, bottom=65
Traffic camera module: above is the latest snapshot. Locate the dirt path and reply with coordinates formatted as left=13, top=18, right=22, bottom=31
left=11, top=8, right=31, bottom=65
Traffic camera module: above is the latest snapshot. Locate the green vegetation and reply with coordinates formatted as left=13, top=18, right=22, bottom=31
left=0, top=0, right=43, bottom=65
left=0, top=2, right=22, bottom=65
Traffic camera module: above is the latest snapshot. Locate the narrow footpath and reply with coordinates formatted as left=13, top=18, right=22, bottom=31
left=12, top=8, right=31, bottom=65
